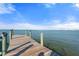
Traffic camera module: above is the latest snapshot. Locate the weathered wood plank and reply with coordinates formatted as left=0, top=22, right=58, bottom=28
left=5, top=35, right=54, bottom=56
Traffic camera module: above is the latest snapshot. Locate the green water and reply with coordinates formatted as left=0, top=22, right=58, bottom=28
left=0, top=30, right=79, bottom=56
left=31, top=30, right=79, bottom=56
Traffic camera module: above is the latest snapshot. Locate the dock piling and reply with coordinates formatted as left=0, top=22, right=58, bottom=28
left=1, top=32, right=7, bottom=56
left=40, top=32, right=44, bottom=46
left=9, top=29, right=14, bottom=40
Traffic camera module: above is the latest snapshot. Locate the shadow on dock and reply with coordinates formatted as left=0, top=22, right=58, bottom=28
left=13, top=44, right=33, bottom=56
left=38, top=52, right=44, bottom=56
left=7, top=41, right=31, bottom=53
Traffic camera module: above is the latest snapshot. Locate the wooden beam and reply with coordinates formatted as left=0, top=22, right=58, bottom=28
left=40, top=32, right=44, bottom=46
left=1, top=32, right=7, bottom=56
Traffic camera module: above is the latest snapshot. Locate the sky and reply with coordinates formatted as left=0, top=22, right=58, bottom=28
left=0, top=3, right=79, bottom=30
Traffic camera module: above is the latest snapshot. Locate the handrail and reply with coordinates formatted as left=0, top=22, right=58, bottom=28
left=0, top=30, right=44, bottom=55
left=1, top=32, right=7, bottom=56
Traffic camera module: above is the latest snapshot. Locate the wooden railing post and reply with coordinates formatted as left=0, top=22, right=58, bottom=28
left=40, top=32, right=44, bottom=46
left=9, top=29, right=14, bottom=40
left=1, top=32, right=7, bottom=56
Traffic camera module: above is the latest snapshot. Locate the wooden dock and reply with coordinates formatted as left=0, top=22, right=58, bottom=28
left=4, top=35, right=59, bottom=56
left=0, top=31, right=60, bottom=56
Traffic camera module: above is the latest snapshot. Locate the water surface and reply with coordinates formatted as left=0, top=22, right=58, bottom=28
left=0, top=30, right=79, bottom=56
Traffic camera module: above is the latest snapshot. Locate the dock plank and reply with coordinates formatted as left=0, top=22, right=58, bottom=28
left=5, top=35, right=56, bottom=56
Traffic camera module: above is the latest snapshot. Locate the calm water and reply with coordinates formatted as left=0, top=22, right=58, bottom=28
left=0, top=30, right=79, bottom=56
left=31, top=30, right=79, bottom=56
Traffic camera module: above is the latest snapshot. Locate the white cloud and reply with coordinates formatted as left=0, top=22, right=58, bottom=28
left=49, top=16, right=79, bottom=30
left=75, top=3, right=79, bottom=8
left=0, top=22, right=48, bottom=30
left=0, top=3, right=16, bottom=14
left=48, top=19, right=61, bottom=25
left=50, top=22, right=79, bottom=30
left=72, top=3, right=79, bottom=9
left=0, top=20, right=79, bottom=30
left=1, top=3, right=79, bottom=30
left=43, top=3, right=56, bottom=8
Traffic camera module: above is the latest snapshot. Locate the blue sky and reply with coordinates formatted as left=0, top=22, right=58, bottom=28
left=0, top=3, right=79, bottom=30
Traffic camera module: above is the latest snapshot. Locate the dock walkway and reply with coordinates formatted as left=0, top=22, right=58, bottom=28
left=5, top=35, right=59, bottom=56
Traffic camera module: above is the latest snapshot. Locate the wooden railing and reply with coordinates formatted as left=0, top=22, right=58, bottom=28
left=0, top=30, right=44, bottom=56
left=0, top=32, right=7, bottom=56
